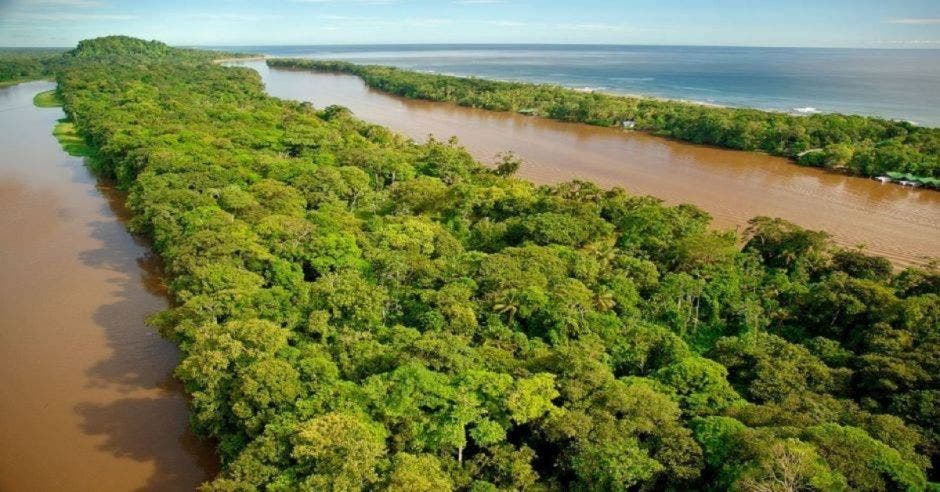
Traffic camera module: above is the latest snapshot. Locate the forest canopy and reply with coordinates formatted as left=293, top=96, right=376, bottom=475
left=269, top=58, right=940, bottom=182
left=0, top=36, right=247, bottom=86
left=0, top=48, right=65, bottom=86
left=43, top=36, right=940, bottom=489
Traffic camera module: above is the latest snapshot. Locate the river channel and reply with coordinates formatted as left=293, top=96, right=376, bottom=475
left=0, top=81, right=216, bottom=491
left=237, top=60, right=939, bottom=267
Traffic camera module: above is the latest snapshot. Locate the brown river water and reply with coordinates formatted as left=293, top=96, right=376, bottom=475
left=0, top=81, right=216, bottom=490
left=238, top=61, right=939, bottom=267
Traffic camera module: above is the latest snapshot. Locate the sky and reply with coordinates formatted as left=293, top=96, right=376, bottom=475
left=0, top=0, right=938, bottom=48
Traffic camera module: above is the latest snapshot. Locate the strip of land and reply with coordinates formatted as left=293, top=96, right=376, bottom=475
left=269, top=58, right=940, bottom=189
left=7, top=36, right=935, bottom=489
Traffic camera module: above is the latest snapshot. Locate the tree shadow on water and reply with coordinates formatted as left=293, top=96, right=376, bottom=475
left=72, top=181, right=218, bottom=490
left=74, top=379, right=219, bottom=491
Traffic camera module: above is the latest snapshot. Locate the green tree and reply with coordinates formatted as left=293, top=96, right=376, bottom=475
left=292, top=412, right=388, bottom=489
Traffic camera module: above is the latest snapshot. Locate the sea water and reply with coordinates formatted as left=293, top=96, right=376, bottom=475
left=215, top=44, right=940, bottom=127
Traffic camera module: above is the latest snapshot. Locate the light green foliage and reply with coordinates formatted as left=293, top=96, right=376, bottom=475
left=54, top=36, right=937, bottom=490
left=386, top=453, right=453, bottom=491
left=570, top=436, right=664, bottom=490
left=692, top=416, right=748, bottom=468
left=653, top=356, right=744, bottom=415
left=506, top=373, right=561, bottom=424
left=52, top=120, right=96, bottom=159
left=804, top=424, right=927, bottom=491
left=735, top=438, right=849, bottom=491
left=292, top=412, right=388, bottom=489
left=693, top=418, right=850, bottom=491
left=32, top=89, right=61, bottom=107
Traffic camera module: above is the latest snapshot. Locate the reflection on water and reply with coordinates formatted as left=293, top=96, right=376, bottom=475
left=236, top=60, right=939, bottom=267
left=0, top=81, right=216, bottom=491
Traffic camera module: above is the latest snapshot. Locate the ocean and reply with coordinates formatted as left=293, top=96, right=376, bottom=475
left=214, top=44, right=940, bottom=127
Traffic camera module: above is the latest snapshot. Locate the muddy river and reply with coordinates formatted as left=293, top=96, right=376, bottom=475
left=0, top=81, right=216, bottom=490
left=238, top=61, right=939, bottom=267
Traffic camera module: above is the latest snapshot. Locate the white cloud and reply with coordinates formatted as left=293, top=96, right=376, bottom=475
left=0, top=12, right=137, bottom=21
left=554, top=22, right=634, bottom=31
left=488, top=20, right=527, bottom=27
left=292, top=0, right=398, bottom=4
left=21, top=0, right=105, bottom=6
left=317, top=15, right=453, bottom=29
left=487, top=19, right=640, bottom=33
left=889, top=18, right=940, bottom=25
left=186, top=12, right=282, bottom=22
left=884, top=39, right=940, bottom=45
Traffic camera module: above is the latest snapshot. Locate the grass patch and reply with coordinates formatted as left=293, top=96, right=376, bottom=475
left=33, top=89, right=62, bottom=107
left=53, top=119, right=96, bottom=161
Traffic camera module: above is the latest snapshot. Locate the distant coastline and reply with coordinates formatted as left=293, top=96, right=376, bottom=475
left=267, top=58, right=940, bottom=187
left=213, top=55, right=268, bottom=64
left=213, top=44, right=940, bottom=127
left=404, top=69, right=732, bottom=112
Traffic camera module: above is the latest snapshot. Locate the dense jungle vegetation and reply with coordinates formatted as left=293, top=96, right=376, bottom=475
left=0, top=48, right=65, bottom=86
left=269, top=59, right=940, bottom=182
left=1, top=38, right=240, bottom=86
left=44, top=36, right=940, bottom=489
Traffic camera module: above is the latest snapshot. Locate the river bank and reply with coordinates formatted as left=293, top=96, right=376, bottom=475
left=268, top=58, right=940, bottom=186
left=0, top=81, right=216, bottom=490
left=235, top=60, right=939, bottom=267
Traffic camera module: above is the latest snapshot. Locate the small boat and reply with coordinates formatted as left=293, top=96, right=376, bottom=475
left=899, top=180, right=921, bottom=188
left=874, top=176, right=892, bottom=183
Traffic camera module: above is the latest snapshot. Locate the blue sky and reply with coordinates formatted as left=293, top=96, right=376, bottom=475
left=1, top=0, right=938, bottom=48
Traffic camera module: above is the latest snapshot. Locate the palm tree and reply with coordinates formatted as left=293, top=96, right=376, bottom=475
left=493, top=291, right=519, bottom=325
left=594, top=290, right=616, bottom=312
left=585, top=238, right=618, bottom=268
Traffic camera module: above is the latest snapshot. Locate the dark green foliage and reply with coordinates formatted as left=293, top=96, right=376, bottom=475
left=67, top=35, right=237, bottom=64
left=56, top=37, right=937, bottom=489
left=0, top=48, right=65, bottom=85
left=271, top=58, right=940, bottom=180
left=0, top=36, right=250, bottom=88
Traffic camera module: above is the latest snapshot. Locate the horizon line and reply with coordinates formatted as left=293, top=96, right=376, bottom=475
left=200, top=41, right=940, bottom=51
left=4, top=41, right=940, bottom=51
